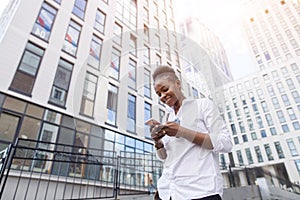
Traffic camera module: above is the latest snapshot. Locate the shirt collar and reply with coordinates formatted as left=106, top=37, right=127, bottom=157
left=165, top=97, right=195, bottom=113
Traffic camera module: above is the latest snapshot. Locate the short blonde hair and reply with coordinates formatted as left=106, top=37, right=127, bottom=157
left=152, top=66, right=179, bottom=82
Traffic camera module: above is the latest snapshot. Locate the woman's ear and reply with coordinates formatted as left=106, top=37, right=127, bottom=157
left=175, top=79, right=181, bottom=89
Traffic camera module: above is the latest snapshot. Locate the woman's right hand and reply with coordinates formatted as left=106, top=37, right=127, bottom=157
left=151, top=124, right=166, bottom=142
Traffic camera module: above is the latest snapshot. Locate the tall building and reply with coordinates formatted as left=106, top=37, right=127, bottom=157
left=177, top=17, right=233, bottom=102
left=179, top=17, right=233, bottom=83
left=0, top=0, right=217, bottom=198
left=219, top=0, right=300, bottom=187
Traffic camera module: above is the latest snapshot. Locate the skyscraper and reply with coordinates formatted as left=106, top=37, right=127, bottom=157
left=220, top=0, right=300, bottom=186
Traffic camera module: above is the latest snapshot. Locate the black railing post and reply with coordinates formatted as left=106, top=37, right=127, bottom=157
left=114, top=155, right=120, bottom=200
left=0, top=140, right=18, bottom=199
left=0, top=144, right=12, bottom=184
left=245, top=166, right=251, bottom=185
left=229, top=164, right=236, bottom=187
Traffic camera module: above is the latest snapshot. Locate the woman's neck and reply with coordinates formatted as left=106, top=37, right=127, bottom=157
left=174, top=96, right=186, bottom=114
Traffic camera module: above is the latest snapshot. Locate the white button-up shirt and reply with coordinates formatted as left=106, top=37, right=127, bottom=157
left=157, top=98, right=232, bottom=200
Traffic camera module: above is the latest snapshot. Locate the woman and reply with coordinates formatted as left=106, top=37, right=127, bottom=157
left=151, top=66, right=232, bottom=200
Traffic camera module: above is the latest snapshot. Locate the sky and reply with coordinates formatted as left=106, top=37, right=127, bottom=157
left=173, top=0, right=259, bottom=80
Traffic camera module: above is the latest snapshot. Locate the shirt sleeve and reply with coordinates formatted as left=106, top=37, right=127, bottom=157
left=201, top=98, right=233, bottom=153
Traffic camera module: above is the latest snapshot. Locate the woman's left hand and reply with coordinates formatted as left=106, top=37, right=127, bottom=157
left=163, top=121, right=181, bottom=137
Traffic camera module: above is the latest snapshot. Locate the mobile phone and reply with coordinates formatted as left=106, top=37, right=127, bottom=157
left=145, top=118, right=161, bottom=126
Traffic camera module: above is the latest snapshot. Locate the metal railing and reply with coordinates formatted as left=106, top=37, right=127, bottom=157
left=0, top=138, right=161, bottom=200
left=221, top=162, right=300, bottom=195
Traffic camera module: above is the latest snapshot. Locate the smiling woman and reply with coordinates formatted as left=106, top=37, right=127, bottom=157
left=149, top=65, right=232, bottom=200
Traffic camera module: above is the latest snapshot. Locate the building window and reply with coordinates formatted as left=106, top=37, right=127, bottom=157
left=154, top=34, right=161, bottom=51
left=228, top=112, right=233, bottom=122
left=271, top=97, right=280, bottom=109
left=156, top=54, right=161, bottom=65
left=239, top=121, right=245, bottom=133
left=113, top=22, right=122, bottom=45
left=247, top=119, right=254, bottom=131
left=281, top=66, right=288, bottom=75
left=256, top=116, right=264, bottom=129
left=94, top=9, right=106, bottom=34
left=251, top=132, right=257, bottom=140
left=107, top=84, right=118, bottom=126
left=248, top=92, right=255, bottom=102
left=287, top=107, right=297, bottom=120
left=276, top=82, right=284, bottom=93
left=276, top=110, right=286, bottom=123
left=127, top=94, right=136, bottom=133
left=128, top=59, right=136, bottom=89
left=257, top=89, right=264, bottom=99
left=32, top=2, right=57, bottom=41
left=287, top=138, right=299, bottom=157
left=88, top=35, right=102, bottom=69
left=252, top=103, right=259, bottom=112
left=62, top=20, right=81, bottom=56
left=144, top=68, right=151, bottom=98
left=261, top=101, right=269, bottom=112
left=293, top=122, right=300, bottom=130
left=265, top=114, right=273, bottom=126
left=233, top=137, right=239, bottom=145
left=165, top=43, right=171, bottom=61
left=295, top=160, right=300, bottom=175
left=129, top=34, right=137, bottom=56
left=282, top=124, right=289, bottom=133
left=49, top=58, right=73, bottom=107
left=143, top=7, right=149, bottom=23
left=264, top=51, right=271, bottom=60
left=232, top=98, right=237, bottom=108
left=242, top=134, right=248, bottom=142
left=292, top=91, right=300, bottom=103
left=260, top=130, right=267, bottom=138
left=10, top=42, right=45, bottom=95
left=240, top=95, right=246, bottom=105
left=264, top=144, right=274, bottom=161
left=286, top=78, right=295, bottom=90
left=220, top=154, right=226, bottom=170
left=144, top=102, right=152, bottom=138
left=245, top=148, right=253, bottom=164
left=72, top=0, right=87, bottom=19
left=110, top=48, right=121, bottom=80
left=270, top=127, right=277, bottom=135
left=116, top=0, right=137, bottom=30
left=192, top=87, right=199, bottom=99
left=290, top=39, right=299, bottom=49
left=281, top=94, right=290, bottom=106
left=236, top=150, right=244, bottom=166
left=291, top=63, right=299, bottom=71
left=274, top=141, right=285, bottom=159
left=80, top=72, right=97, bottom=117
left=144, top=25, right=149, bottom=42
left=254, top=146, right=263, bottom=163
left=267, top=85, right=275, bottom=97
left=230, top=124, right=237, bottom=135
left=143, top=45, right=150, bottom=65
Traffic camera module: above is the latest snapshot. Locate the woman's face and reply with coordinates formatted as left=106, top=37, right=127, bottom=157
left=154, top=76, right=183, bottom=107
